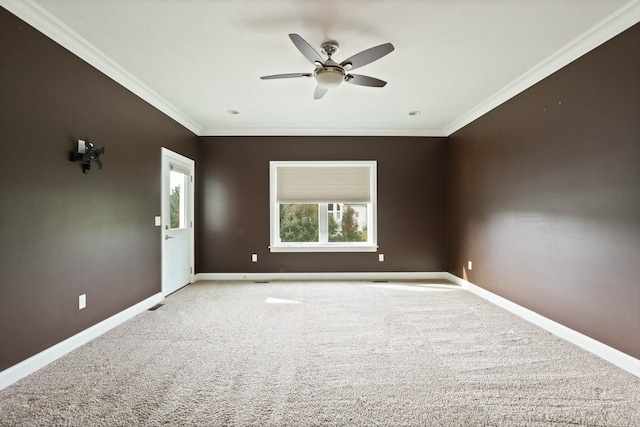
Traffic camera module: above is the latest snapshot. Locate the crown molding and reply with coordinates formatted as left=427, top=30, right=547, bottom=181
left=444, top=0, right=640, bottom=136
left=1, top=0, right=202, bottom=135
left=199, top=127, right=448, bottom=137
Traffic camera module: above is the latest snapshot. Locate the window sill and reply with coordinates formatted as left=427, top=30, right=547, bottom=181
left=269, top=244, right=378, bottom=253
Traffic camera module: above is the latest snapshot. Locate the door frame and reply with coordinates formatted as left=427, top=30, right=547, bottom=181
left=161, top=147, right=195, bottom=297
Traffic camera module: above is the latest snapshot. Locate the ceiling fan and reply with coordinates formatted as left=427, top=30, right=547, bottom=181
left=260, top=34, right=394, bottom=99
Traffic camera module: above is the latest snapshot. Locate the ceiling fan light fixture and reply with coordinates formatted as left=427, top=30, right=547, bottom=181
left=314, top=67, right=345, bottom=89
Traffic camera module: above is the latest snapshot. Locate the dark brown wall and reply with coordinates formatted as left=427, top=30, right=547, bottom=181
left=197, top=136, right=447, bottom=273
left=447, top=24, right=640, bottom=358
left=0, top=8, right=198, bottom=371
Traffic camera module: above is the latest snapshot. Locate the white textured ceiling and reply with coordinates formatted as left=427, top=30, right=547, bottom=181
left=3, top=0, right=639, bottom=136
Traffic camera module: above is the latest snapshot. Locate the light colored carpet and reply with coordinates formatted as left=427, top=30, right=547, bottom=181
left=1, top=280, right=638, bottom=426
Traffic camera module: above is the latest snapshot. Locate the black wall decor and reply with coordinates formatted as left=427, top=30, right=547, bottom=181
left=70, top=138, right=105, bottom=173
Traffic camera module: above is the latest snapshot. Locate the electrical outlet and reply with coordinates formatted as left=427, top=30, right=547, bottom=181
left=251, top=253, right=258, bottom=263
left=79, top=294, right=86, bottom=310
left=154, top=216, right=161, bottom=226
left=378, top=254, right=384, bottom=262
left=468, top=261, right=473, bottom=271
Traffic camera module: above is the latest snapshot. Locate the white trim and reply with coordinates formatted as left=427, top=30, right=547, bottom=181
left=444, top=273, right=640, bottom=378
left=444, top=1, right=640, bottom=136
left=194, top=271, right=640, bottom=377
left=199, top=127, right=448, bottom=137
left=3, top=273, right=637, bottom=391
left=0, top=293, right=163, bottom=391
left=194, top=272, right=447, bottom=282
left=269, top=244, right=379, bottom=253
left=0, top=0, right=202, bottom=135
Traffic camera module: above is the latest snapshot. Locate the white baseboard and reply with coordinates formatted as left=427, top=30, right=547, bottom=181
left=0, top=292, right=163, bottom=391
left=3, top=273, right=638, bottom=390
left=444, top=273, right=640, bottom=378
left=194, top=272, right=447, bottom=282
left=195, top=271, right=638, bottom=377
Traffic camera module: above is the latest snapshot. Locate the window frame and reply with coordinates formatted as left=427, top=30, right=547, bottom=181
left=269, top=160, right=378, bottom=253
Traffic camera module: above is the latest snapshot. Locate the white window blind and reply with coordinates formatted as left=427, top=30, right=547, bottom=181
left=275, top=163, right=374, bottom=203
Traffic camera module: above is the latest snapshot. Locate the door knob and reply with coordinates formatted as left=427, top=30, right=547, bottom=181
left=165, top=235, right=174, bottom=240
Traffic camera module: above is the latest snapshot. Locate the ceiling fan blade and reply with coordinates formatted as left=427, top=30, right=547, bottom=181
left=260, top=73, right=312, bottom=80
left=346, top=74, right=387, bottom=87
left=314, top=86, right=328, bottom=100
left=340, top=43, right=394, bottom=71
left=289, top=34, right=325, bottom=66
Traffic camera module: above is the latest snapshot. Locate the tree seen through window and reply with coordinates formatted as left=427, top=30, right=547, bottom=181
left=279, top=203, right=366, bottom=243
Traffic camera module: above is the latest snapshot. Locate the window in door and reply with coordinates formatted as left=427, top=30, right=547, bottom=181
left=169, top=168, right=188, bottom=229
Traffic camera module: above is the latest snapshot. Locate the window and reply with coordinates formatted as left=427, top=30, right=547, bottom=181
left=169, top=168, right=188, bottom=229
left=270, top=161, right=377, bottom=252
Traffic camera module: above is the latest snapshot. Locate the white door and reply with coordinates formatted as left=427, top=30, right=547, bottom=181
left=161, top=148, right=195, bottom=296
